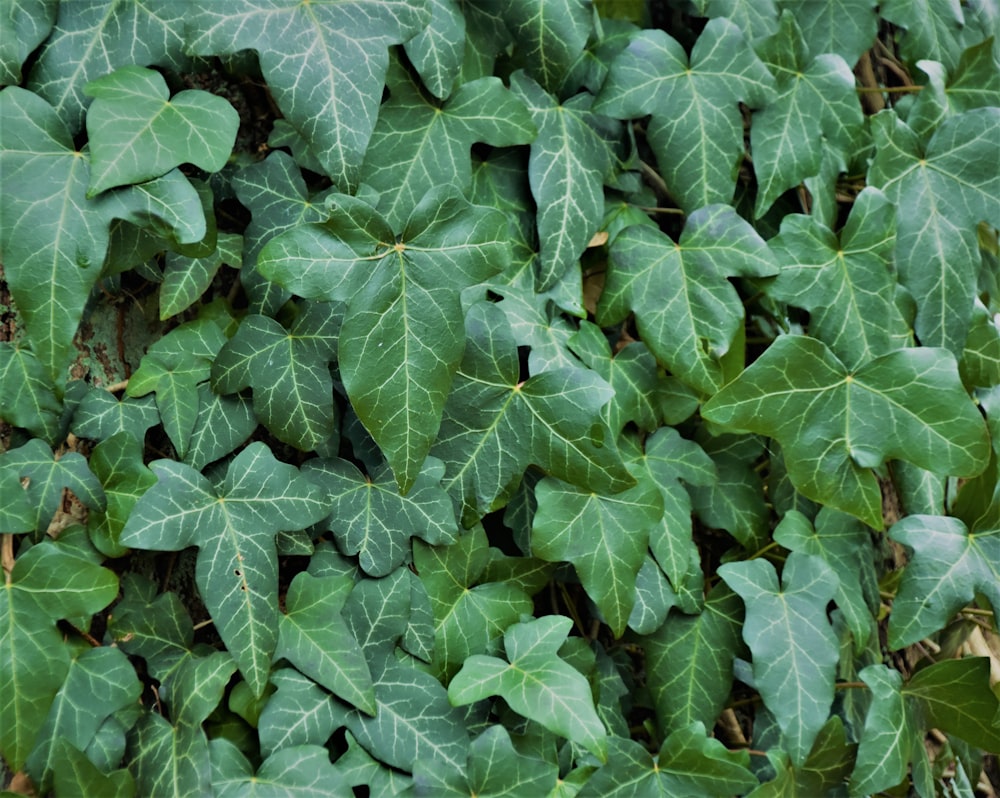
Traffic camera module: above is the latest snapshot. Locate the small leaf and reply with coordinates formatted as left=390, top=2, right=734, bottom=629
left=0, top=343, right=61, bottom=441
left=257, top=669, right=339, bottom=758
left=703, top=335, right=989, bottom=527
left=70, top=386, right=159, bottom=444
left=161, top=232, right=242, bottom=319
left=449, top=615, right=608, bottom=761
left=88, top=432, right=157, bottom=557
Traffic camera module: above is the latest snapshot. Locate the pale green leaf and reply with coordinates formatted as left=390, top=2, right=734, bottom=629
left=780, top=0, right=878, bottom=65
left=702, top=335, right=989, bottom=527
left=880, top=0, right=966, bottom=70
left=719, top=553, right=840, bottom=765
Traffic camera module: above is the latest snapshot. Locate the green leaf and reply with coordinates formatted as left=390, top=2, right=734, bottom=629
left=887, top=515, right=1000, bottom=648
left=692, top=0, right=779, bottom=40
left=0, top=438, right=105, bottom=538
left=0, top=343, right=61, bottom=441
left=70, top=386, right=158, bottom=444
left=600, top=205, right=776, bottom=394
left=510, top=73, right=613, bottom=290
left=750, top=10, right=864, bottom=217
left=87, top=431, right=157, bottom=557
left=413, top=526, right=533, bottom=679
left=274, top=572, right=375, bottom=716
left=186, top=0, right=430, bottom=189
left=747, top=716, right=856, bottom=798
left=773, top=508, right=878, bottom=648
left=26, top=647, right=141, bottom=793
left=0, top=540, right=118, bottom=769
left=904, top=657, right=1000, bottom=753
left=83, top=66, right=238, bottom=196
left=161, top=232, right=242, bottom=319
left=183, top=383, right=257, bottom=472
left=719, top=553, right=839, bottom=765
left=412, top=724, right=558, bottom=797
left=531, top=466, right=663, bottom=637
left=449, top=615, right=608, bottom=761
left=781, top=0, right=878, bottom=65
left=331, top=730, right=413, bottom=797
left=303, top=456, right=457, bottom=577
left=594, top=19, right=775, bottom=211
left=260, top=188, right=509, bottom=492
left=212, top=304, right=339, bottom=451
left=768, top=187, right=908, bottom=368
left=431, top=301, right=633, bottom=526
left=120, top=442, right=330, bottom=695
left=257, top=668, right=339, bottom=757
left=403, top=0, right=465, bottom=99
left=868, top=107, right=1000, bottom=353
left=52, top=739, right=135, bottom=798
left=361, top=74, right=535, bottom=228
left=211, top=741, right=352, bottom=797
left=505, top=0, right=593, bottom=93
left=578, top=723, right=757, bottom=798
left=0, top=0, right=56, bottom=85
left=25, top=0, right=191, bottom=133
left=702, top=335, right=989, bottom=527
left=879, top=0, right=966, bottom=70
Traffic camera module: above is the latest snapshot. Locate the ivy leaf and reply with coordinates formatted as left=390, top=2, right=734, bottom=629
left=186, top=0, right=430, bottom=189
left=747, top=716, right=857, bottom=798
left=868, top=107, right=1000, bottom=353
left=120, top=442, right=330, bottom=695
left=332, top=730, right=413, bottom=797
left=505, top=0, right=592, bottom=93
left=782, top=0, right=878, bottom=65
left=412, top=724, right=558, bottom=797
left=361, top=74, right=535, bottom=228
left=644, top=584, right=744, bottom=736
left=211, top=741, right=352, bottom=797
left=212, top=303, right=339, bottom=451
left=887, top=514, right=1000, bottom=648
left=25, top=647, right=141, bottom=793
left=70, top=386, right=158, bottom=444
left=0, top=343, right=61, bottom=442
left=402, top=0, right=465, bottom=99
left=578, top=723, right=757, bottom=798
left=413, top=526, right=533, bottom=679
left=599, top=205, right=776, bottom=395
left=531, top=467, right=663, bottom=638
left=161, top=232, right=242, bottom=320
left=510, top=72, right=614, bottom=290
left=0, top=540, right=119, bottom=769
left=88, top=431, right=157, bottom=557
left=448, top=615, right=608, bottom=762
left=184, top=383, right=258, bottom=472
left=257, top=669, right=339, bottom=757
left=432, top=301, right=633, bottom=526
left=259, top=187, right=510, bottom=492
left=594, top=19, right=775, bottom=211
left=1, top=0, right=56, bottom=85
left=83, top=66, right=238, bottom=196
left=51, top=739, right=134, bottom=798
left=879, top=0, right=965, bottom=70
left=702, top=335, right=989, bottom=528
left=0, top=437, right=105, bottom=538
left=768, top=187, right=907, bottom=368
left=304, top=456, right=457, bottom=577
left=720, top=553, right=839, bottom=765
left=274, top=572, right=376, bottom=716
left=750, top=10, right=864, bottom=217
left=25, top=0, right=191, bottom=133
left=0, top=88, right=202, bottom=385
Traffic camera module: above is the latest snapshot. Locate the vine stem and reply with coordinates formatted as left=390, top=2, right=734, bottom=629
left=2, top=534, right=13, bottom=581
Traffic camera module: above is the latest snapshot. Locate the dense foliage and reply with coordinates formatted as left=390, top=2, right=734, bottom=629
left=2, top=1, right=999, bottom=795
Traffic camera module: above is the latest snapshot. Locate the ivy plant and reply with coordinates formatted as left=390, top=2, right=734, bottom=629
left=2, top=1, right=999, bottom=796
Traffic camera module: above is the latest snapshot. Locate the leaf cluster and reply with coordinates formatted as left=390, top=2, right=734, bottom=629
left=1, top=1, right=999, bottom=796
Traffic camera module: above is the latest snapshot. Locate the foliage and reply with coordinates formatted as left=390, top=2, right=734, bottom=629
left=1, top=1, right=999, bottom=795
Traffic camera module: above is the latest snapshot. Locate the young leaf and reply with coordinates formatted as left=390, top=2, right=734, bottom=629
left=868, top=107, right=1000, bottom=353
left=120, top=442, right=330, bottom=695
left=702, top=335, right=989, bottom=528
left=83, top=66, right=238, bottom=195
left=599, top=205, right=776, bottom=394
left=212, top=303, right=339, bottom=451
left=594, top=19, right=775, bottom=211
left=186, top=0, right=430, bottom=189
left=303, top=456, right=458, bottom=577
left=448, top=615, right=608, bottom=762
left=0, top=540, right=119, bottom=769
left=274, top=572, right=375, bottom=716
left=88, top=431, right=157, bottom=557
left=719, top=553, right=839, bottom=766
left=431, top=301, right=633, bottom=525
left=887, top=514, right=1000, bottom=648
left=578, top=723, right=757, bottom=798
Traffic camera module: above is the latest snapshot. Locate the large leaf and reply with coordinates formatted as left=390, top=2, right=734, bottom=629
left=120, top=442, right=330, bottom=695
left=0, top=540, right=119, bottom=769
left=781, top=0, right=878, bottom=65
left=361, top=73, right=535, bottom=228
left=431, top=301, right=633, bottom=526
left=887, top=514, right=1000, bottom=648
left=84, top=66, right=238, bottom=195
left=750, top=10, right=864, bottom=217
left=868, top=107, right=1000, bottom=353
left=186, top=0, right=430, bottom=189
left=448, top=615, right=608, bottom=761
left=259, top=187, right=509, bottom=492
left=720, top=553, right=840, bottom=765
left=594, top=19, right=775, bottom=211
left=702, top=335, right=989, bottom=527
left=768, top=187, right=908, bottom=368
left=599, top=205, right=776, bottom=394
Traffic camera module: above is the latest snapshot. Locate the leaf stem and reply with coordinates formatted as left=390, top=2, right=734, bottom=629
left=104, top=379, right=129, bottom=393
left=856, top=85, right=922, bottom=93
left=637, top=206, right=685, bottom=216
left=2, top=534, right=13, bottom=582
left=193, top=618, right=214, bottom=631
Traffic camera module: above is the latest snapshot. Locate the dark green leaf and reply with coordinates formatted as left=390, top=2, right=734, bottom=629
left=0, top=344, right=61, bottom=441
